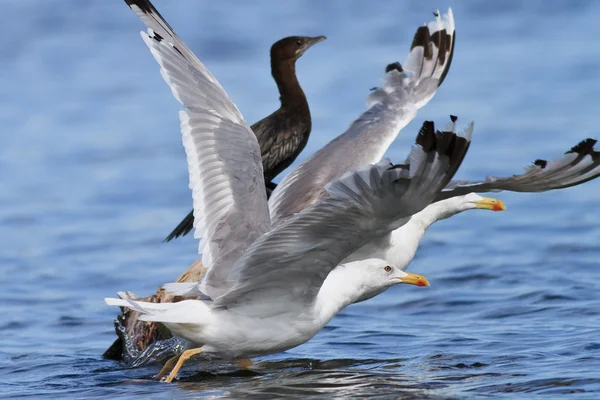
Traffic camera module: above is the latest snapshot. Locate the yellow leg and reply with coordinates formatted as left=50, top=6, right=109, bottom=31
left=154, top=354, right=180, bottom=380
left=163, top=347, right=203, bottom=383
left=234, top=358, right=253, bottom=369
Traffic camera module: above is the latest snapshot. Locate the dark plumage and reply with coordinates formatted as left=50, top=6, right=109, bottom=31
left=165, top=35, right=325, bottom=242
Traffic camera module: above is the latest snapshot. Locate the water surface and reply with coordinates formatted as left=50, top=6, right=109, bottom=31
left=2, top=1, right=600, bottom=398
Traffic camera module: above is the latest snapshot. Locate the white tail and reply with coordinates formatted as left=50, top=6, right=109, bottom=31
left=104, top=297, right=211, bottom=324
left=161, top=282, right=205, bottom=297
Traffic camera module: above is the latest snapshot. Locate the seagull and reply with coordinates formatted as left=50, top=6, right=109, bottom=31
left=106, top=1, right=476, bottom=382
left=125, top=0, right=326, bottom=242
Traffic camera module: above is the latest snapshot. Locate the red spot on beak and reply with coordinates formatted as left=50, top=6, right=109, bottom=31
left=492, top=203, right=504, bottom=211
left=417, top=280, right=427, bottom=287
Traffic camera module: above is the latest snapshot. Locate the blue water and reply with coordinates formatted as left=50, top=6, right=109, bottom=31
left=2, top=0, right=600, bottom=398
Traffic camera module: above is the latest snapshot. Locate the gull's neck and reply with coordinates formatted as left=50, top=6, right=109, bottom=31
left=409, top=197, right=465, bottom=231
left=344, top=197, right=467, bottom=274
left=314, top=263, right=372, bottom=325
left=388, top=197, right=466, bottom=262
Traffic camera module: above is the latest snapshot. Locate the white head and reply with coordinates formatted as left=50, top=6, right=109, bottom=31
left=319, top=258, right=430, bottom=309
left=355, top=258, right=430, bottom=289
left=316, top=259, right=430, bottom=322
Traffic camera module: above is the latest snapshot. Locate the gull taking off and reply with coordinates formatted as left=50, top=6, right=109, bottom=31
left=107, top=2, right=474, bottom=382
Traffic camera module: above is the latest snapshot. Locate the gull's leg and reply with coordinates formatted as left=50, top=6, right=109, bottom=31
left=163, top=347, right=203, bottom=383
left=234, top=358, right=253, bottom=369
left=154, top=354, right=180, bottom=380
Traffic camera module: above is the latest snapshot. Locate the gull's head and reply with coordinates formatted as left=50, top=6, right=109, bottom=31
left=364, top=259, right=430, bottom=289
left=325, top=259, right=430, bottom=305
left=462, top=193, right=506, bottom=212
left=271, top=36, right=326, bottom=61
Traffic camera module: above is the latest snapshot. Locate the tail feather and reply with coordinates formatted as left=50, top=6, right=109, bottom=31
left=105, top=297, right=210, bottom=324
left=161, top=282, right=206, bottom=297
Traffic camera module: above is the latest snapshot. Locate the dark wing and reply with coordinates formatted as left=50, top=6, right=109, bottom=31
left=436, top=138, right=600, bottom=200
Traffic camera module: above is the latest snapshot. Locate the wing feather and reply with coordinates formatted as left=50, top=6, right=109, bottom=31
left=437, top=138, right=600, bottom=199
left=215, top=120, right=472, bottom=310
left=125, top=0, right=271, bottom=299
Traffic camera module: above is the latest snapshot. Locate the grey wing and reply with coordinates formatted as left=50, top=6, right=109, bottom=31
left=125, top=1, right=271, bottom=299
left=214, top=120, right=473, bottom=311
left=437, top=138, right=600, bottom=200
left=268, top=9, right=456, bottom=226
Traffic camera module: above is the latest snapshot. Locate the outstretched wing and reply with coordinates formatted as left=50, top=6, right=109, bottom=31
left=125, top=0, right=271, bottom=299
left=437, top=138, right=600, bottom=200
left=214, top=120, right=472, bottom=311
left=268, top=9, right=456, bottom=226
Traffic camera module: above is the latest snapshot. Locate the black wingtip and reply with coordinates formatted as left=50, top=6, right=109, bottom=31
left=436, top=129, right=458, bottom=159
left=124, top=0, right=155, bottom=14
left=416, top=121, right=436, bottom=152
left=385, top=62, right=403, bottom=73
left=438, top=31, right=455, bottom=87
left=450, top=115, right=457, bottom=123
left=124, top=0, right=177, bottom=35
left=152, top=31, right=164, bottom=42
left=534, top=159, right=548, bottom=169
left=566, top=138, right=597, bottom=155
left=411, top=26, right=433, bottom=59
left=163, top=210, right=195, bottom=242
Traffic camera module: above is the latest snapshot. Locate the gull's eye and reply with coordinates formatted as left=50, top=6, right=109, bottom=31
left=296, top=40, right=302, bottom=46
left=384, top=266, right=392, bottom=273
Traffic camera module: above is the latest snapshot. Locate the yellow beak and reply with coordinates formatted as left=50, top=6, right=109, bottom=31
left=474, top=197, right=506, bottom=212
left=398, top=272, right=430, bottom=287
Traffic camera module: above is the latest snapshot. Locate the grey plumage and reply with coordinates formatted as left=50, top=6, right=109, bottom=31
left=437, top=138, right=600, bottom=200
left=214, top=122, right=471, bottom=309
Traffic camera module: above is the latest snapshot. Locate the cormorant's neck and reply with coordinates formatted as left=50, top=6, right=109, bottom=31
left=271, top=58, right=308, bottom=109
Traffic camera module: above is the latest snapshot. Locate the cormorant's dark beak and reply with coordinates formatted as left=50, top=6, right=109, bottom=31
left=299, top=36, right=326, bottom=55
left=308, top=36, right=327, bottom=46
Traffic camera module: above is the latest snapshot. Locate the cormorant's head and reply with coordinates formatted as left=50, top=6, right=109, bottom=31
left=271, top=36, right=326, bottom=62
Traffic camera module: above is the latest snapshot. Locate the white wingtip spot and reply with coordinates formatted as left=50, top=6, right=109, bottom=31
left=446, top=8, right=455, bottom=34
left=459, top=121, right=475, bottom=141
